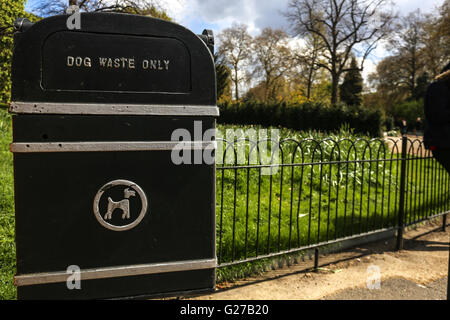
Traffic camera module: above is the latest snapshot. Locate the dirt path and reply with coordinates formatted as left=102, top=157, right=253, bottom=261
left=188, top=219, right=449, bottom=300
left=384, top=134, right=426, bottom=155
left=324, top=277, right=447, bottom=300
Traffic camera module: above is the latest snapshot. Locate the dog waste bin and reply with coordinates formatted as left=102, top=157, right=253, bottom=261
left=9, top=13, right=218, bottom=300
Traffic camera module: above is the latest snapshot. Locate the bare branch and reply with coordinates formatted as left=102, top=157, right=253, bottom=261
left=284, top=0, right=395, bottom=104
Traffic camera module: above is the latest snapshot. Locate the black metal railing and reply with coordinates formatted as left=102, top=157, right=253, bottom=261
left=216, top=136, right=450, bottom=267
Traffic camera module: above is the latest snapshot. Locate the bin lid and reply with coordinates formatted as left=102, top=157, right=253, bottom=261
left=11, top=13, right=217, bottom=114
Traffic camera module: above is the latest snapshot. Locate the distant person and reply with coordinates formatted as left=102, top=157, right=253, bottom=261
left=414, top=117, right=422, bottom=136
left=400, top=119, right=407, bottom=135
left=424, top=62, right=450, bottom=173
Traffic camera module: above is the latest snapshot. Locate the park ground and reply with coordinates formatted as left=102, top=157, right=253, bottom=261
left=187, top=218, right=449, bottom=300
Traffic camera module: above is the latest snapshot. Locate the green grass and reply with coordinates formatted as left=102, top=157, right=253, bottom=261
left=0, top=106, right=15, bottom=300
left=215, top=124, right=450, bottom=266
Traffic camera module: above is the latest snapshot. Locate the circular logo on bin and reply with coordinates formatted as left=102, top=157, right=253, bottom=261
left=93, top=179, right=148, bottom=231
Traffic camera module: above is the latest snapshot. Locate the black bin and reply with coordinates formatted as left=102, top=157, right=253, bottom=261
left=9, top=13, right=218, bottom=300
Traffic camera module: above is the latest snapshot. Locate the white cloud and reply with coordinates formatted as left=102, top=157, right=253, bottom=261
left=393, top=0, right=444, bottom=14
left=164, top=0, right=444, bottom=36
left=163, top=0, right=444, bottom=65
left=163, top=0, right=291, bottom=35
left=359, top=57, right=377, bottom=88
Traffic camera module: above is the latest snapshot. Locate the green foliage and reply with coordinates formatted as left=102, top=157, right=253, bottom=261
left=218, top=101, right=383, bottom=137
left=214, top=54, right=231, bottom=100
left=145, top=6, right=171, bottom=21
left=216, top=126, right=392, bottom=264
left=0, top=0, right=38, bottom=103
left=413, top=72, right=430, bottom=101
left=391, top=99, right=424, bottom=131
left=339, top=58, right=363, bottom=106
left=0, top=106, right=15, bottom=299
left=118, top=4, right=172, bottom=20
left=216, top=123, right=450, bottom=268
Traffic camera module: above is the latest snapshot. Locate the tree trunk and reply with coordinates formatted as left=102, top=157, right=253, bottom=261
left=331, top=72, right=339, bottom=106
left=307, top=67, right=313, bottom=100
left=234, top=66, right=239, bottom=100
left=410, top=48, right=417, bottom=97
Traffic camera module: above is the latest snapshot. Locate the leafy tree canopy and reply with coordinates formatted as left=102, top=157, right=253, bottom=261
left=340, top=57, right=363, bottom=106
left=0, top=0, right=39, bottom=103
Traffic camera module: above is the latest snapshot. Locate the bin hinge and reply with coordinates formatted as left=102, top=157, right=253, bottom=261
left=198, top=29, right=214, bottom=55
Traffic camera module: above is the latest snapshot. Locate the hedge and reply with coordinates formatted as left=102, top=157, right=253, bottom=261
left=218, top=101, right=383, bottom=137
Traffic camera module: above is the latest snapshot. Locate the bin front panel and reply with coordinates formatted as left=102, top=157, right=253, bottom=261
left=14, top=149, right=215, bottom=274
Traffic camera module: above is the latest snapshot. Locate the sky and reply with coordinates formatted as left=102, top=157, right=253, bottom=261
left=25, top=0, right=445, bottom=35
left=160, top=0, right=444, bottom=81
left=25, top=0, right=445, bottom=81
left=163, top=0, right=444, bottom=36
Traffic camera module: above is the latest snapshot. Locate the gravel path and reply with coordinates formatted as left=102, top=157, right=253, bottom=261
left=187, top=219, right=449, bottom=300
left=324, top=276, right=447, bottom=300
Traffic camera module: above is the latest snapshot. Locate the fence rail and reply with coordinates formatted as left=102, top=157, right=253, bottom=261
left=215, top=136, right=450, bottom=267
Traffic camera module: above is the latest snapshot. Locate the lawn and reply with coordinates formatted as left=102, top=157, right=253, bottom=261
left=0, top=106, right=15, bottom=299
left=215, top=125, right=449, bottom=264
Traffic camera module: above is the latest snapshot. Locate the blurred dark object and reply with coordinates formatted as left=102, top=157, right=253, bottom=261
left=414, top=117, right=422, bottom=136
left=423, top=62, right=450, bottom=173
left=423, top=62, right=450, bottom=302
left=424, top=62, right=450, bottom=150
left=400, top=119, right=408, bottom=135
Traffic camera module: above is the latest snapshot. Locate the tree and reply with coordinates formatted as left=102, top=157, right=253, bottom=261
left=243, top=81, right=268, bottom=102
left=340, top=57, right=363, bottom=106
left=368, top=55, right=409, bottom=110
left=214, top=53, right=232, bottom=102
left=217, top=23, right=252, bottom=101
left=291, top=29, right=326, bottom=100
left=252, top=28, right=292, bottom=103
left=367, top=3, right=449, bottom=120
left=285, top=0, right=395, bottom=105
left=370, top=6, right=447, bottom=108
left=387, top=9, right=426, bottom=98
left=30, top=0, right=170, bottom=20
left=438, top=0, right=450, bottom=59
left=0, top=0, right=38, bottom=103
left=413, top=72, right=430, bottom=101
left=421, top=1, right=450, bottom=78
left=243, top=77, right=292, bottom=103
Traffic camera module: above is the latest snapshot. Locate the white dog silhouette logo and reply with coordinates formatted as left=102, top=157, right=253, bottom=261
left=93, top=180, right=148, bottom=231
left=104, top=188, right=136, bottom=220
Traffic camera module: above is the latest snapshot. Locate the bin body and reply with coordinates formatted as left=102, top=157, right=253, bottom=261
left=10, top=13, right=218, bottom=300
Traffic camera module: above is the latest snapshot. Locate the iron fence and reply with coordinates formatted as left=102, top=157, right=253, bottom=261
left=216, top=136, right=450, bottom=268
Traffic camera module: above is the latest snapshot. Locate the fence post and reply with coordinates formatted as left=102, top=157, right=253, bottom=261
left=448, top=244, right=450, bottom=300
left=396, top=135, right=408, bottom=251
left=314, top=248, right=319, bottom=272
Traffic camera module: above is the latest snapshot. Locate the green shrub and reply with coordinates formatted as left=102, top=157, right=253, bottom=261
left=391, top=99, right=424, bottom=131
left=218, top=102, right=383, bottom=137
